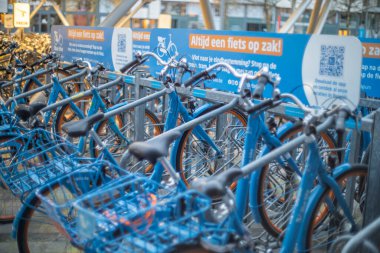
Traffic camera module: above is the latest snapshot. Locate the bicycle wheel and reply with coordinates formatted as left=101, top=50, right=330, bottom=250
left=176, top=106, right=247, bottom=187
left=302, top=164, right=367, bottom=252
left=91, top=108, right=162, bottom=173
left=256, top=124, right=338, bottom=238
left=53, top=95, right=93, bottom=144
left=0, top=135, right=23, bottom=223
left=16, top=184, right=83, bottom=253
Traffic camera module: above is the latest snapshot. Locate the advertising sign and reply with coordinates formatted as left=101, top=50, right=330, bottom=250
left=148, top=29, right=370, bottom=106
left=4, top=14, right=13, bottom=28
left=302, top=35, right=362, bottom=110
left=132, top=29, right=151, bottom=55
left=51, top=26, right=132, bottom=71
left=13, top=3, right=30, bottom=28
left=360, top=38, right=380, bottom=98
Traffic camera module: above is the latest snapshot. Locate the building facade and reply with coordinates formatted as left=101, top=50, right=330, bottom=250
left=1, top=0, right=379, bottom=38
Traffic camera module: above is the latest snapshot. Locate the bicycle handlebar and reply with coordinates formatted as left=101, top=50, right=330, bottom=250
left=30, top=53, right=55, bottom=68
left=119, top=51, right=180, bottom=75
left=120, top=58, right=140, bottom=73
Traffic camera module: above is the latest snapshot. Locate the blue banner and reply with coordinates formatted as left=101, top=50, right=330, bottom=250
left=132, top=29, right=151, bottom=55
left=148, top=29, right=378, bottom=102
left=360, top=38, right=380, bottom=98
left=51, top=25, right=132, bottom=71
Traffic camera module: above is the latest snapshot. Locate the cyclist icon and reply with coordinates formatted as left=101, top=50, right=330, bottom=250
left=156, top=34, right=178, bottom=57
left=53, top=31, right=63, bottom=48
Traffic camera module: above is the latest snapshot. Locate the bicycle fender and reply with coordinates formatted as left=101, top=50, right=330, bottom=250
left=12, top=192, right=37, bottom=239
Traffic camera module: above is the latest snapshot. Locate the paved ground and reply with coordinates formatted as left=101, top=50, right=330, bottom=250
left=0, top=223, right=18, bottom=253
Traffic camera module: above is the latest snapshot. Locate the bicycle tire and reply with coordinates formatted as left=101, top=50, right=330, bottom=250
left=0, top=134, right=24, bottom=223
left=176, top=105, right=247, bottom=187
left=53, top=94, right=96, bottom=144
left=91, top=108, right=163, bottom=173
left=16, top=184, right=83, bottom=253
left=302, top=164, right=367, bottom=252
left=256, top=124, right=338, bottom=238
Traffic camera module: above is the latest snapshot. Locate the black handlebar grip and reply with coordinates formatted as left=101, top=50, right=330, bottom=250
left=32, top=53, right=56, bottom=68
left=62, top=62, right=78, bottom=71
left=247, top=99, right=273, bottom=114
left=90, top=64, right=105, bottom=75
left=183, top=70, right=208, bottom=87
left=252, top=76, right=268, bottom=99
left=120, top=58, right=140, bottom=73
left=336, top=109, right=348, bottom=133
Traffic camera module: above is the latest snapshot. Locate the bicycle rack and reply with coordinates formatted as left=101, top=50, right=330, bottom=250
left=62, top=61, right=380, bottom=250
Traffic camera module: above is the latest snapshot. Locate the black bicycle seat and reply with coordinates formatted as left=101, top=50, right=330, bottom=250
left=128, top=130, right=182, bottom=163
left=62, top=113, right=105, bottom=138
left=191, top=167, right=243, bottom=199
left=14, top=102, right=47, bottom=121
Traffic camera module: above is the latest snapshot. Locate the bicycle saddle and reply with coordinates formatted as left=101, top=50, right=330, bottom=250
left=128, top=130, right=182, bottom=163
left=15, top=102, right=47, bottom=121
left=62, top=113, right=105, bottom=138
left=191, top=167, right=242, bottom=199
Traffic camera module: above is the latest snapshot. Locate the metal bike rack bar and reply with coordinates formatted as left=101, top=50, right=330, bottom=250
left=363, top=109, right=380, bottom=242
left=134, top=71, right=147, bottom=142
left=100, top=70, right=375, bottom=133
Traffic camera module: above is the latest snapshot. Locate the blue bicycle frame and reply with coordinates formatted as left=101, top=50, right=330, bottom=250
left=149, top=90, right=223, bottom=184
left=9, top=58, right=47, bottom=110
left=280, top=139, right=358, bottom=253
left=235, top=112, right=300, bottom=222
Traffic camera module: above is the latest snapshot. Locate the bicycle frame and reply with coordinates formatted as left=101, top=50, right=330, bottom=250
left=10, top=59, right=47, bottom=110
left=149, top=89, right=223, bottom=184
left=280, top=139, right=358, bottom=252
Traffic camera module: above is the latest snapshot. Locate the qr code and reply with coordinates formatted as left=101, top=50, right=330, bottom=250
left=117, top=34, right=126, bottom=52
left=319, top=45, right=345, bottom=77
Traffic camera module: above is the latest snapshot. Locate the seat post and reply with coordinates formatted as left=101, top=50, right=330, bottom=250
left=158, top=156, right=181, bottom=186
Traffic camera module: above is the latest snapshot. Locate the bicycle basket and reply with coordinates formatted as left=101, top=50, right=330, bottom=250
left=74, top=177, right=211, bottom=253
left=36, top=161, right=131, bottom=246
left=0, top=128, right=85, bottom=197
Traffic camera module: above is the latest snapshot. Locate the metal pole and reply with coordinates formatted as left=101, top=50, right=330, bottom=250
left=219, top=0, right=226, bottom=30
left=99, top=0, right=139, bottom=27
left=278, top=0, right=313, bottom=33
left=346, top=129, right=361, bottom=211
left=215, top=113, right=227, bottom=169
left=134, top=71, right=146, bottom=141
left=314, top=0, right=332, bottom=34
left=363, top=109, right=380, bottom=242
left=199, top=0, right=216, bottom=29
left=51, top=3, right=70, bottom=26
left=306, top=0, right=323, bottom=34
left=115, top=0, right=152, bottom=28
